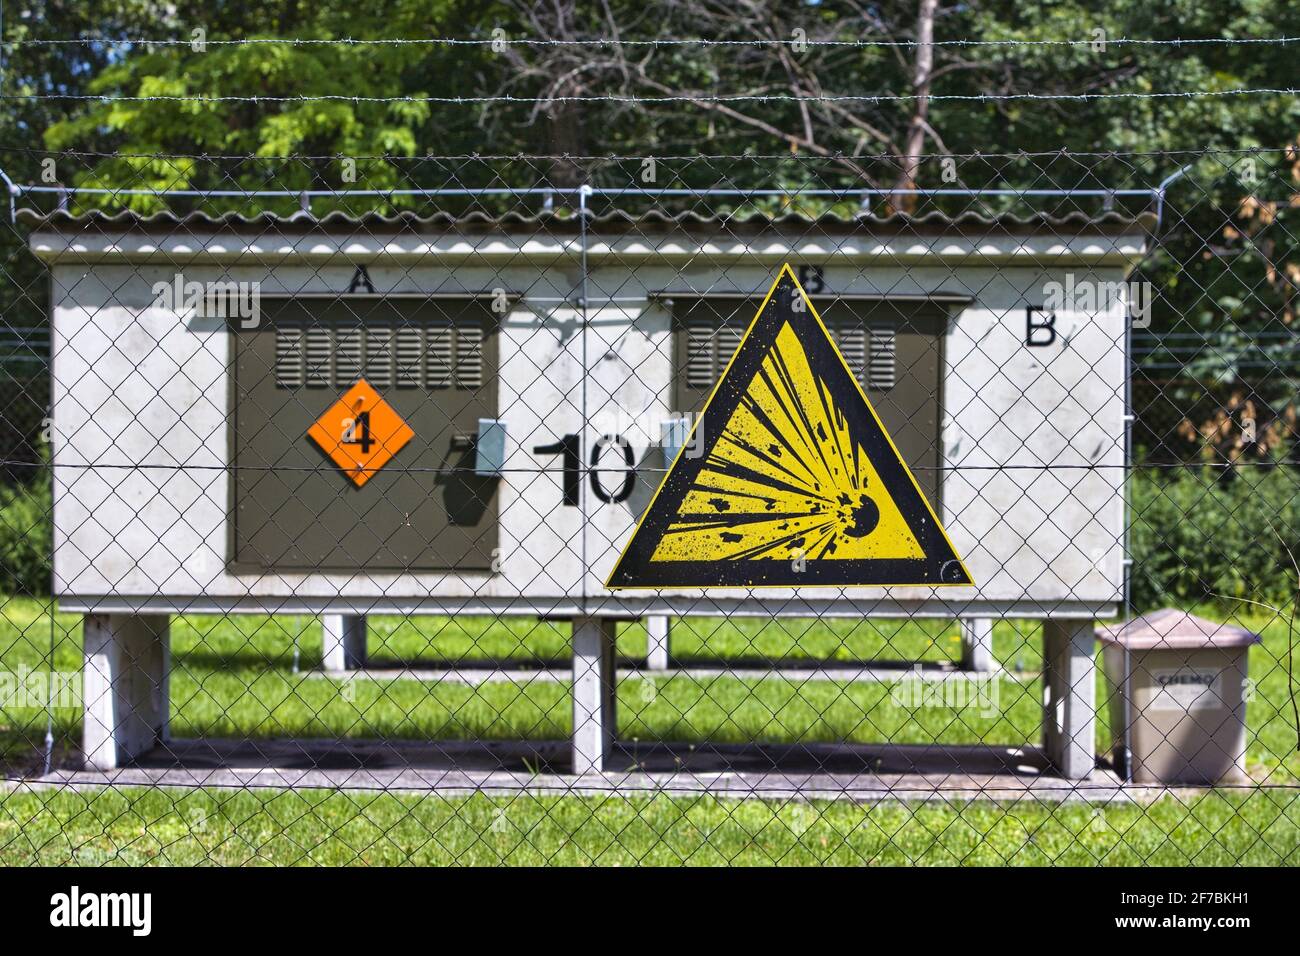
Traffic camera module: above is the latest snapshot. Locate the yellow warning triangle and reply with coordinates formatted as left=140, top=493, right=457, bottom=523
left=607, top=264, right=973, bottom=589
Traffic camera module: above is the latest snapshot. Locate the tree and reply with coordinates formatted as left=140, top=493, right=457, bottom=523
left=7, top=0, right=1300, bottom=464
left=35, top=1, right=500, bottom=211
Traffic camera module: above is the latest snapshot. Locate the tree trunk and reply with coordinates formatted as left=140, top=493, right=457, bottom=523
left=546, top=102, right=586, bottom=194
left=892, top=0, right=938, bottom=213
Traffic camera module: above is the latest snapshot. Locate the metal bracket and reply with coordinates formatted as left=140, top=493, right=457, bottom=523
left=473, top=419, right=507, bottom=477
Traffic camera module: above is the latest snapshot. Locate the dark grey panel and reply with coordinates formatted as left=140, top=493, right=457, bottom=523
left=232, top=297, right=499, bottom=572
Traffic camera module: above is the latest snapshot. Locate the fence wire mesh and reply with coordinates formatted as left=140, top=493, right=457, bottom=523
left=0, top=147, right=1297, bottom=865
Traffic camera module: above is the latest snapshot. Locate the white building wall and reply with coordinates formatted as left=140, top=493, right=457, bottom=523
left=36, top=226, right=1141, bottom=617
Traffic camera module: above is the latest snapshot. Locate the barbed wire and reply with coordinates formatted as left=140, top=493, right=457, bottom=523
left=0, top=144, right=1290, bottom=161
left=4, top=88, right=1297, bottom=105
left=4, top=35, right=1299, bottom=49
left=9, top=183, right=1163, bottom=198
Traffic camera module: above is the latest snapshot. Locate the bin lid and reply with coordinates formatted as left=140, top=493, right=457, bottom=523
left=1098, top=608, right=1260, bottom=650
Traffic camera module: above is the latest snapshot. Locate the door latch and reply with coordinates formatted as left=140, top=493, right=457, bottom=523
left=450, top=420, right=507, bottom=476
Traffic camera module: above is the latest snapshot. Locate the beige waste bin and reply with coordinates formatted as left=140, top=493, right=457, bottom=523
left=1100, top=609, right=1258, bottom=785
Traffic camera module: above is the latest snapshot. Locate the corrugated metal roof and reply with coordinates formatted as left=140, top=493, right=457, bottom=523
left=16, top=207, right=1155, bottom=235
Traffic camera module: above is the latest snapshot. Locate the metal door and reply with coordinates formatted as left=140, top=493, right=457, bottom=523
left=673, top=296, right=946, bottom=507
left=231, top=296, right=500, bottom=571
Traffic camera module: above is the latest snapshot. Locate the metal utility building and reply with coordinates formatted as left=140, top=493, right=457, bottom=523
left=24, top=205, right=1150, bottom=777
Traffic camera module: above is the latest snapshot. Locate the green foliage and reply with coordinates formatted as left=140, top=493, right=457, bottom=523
left=1131, top=465, right=1300, bottom=611
left=0, top=475, right=51, bottom=596
left=27, top=1, right=501, bottom=215
left=25, top=1, right=1300, bottom=186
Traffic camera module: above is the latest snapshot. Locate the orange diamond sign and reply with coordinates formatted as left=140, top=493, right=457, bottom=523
left=307, top=379, right=414, bottom=487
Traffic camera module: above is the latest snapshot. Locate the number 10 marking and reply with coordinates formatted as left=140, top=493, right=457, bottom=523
left=532, top=433, right=636, bottom=506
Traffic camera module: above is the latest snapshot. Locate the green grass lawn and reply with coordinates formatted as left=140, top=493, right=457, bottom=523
left=365, top=612, right=962, bottom=664
left=2, top=598, right=1296, bottom=776
left=1, top=597, right=1298, bottom=864
left=1, top=601, right=1035, bottom=756
left=2, top=785, right=1297, bottom=865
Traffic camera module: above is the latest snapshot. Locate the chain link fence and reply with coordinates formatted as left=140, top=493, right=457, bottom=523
left=0, top=147, right=1297, bottom=865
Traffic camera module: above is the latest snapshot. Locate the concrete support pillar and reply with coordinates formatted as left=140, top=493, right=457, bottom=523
left=82, top=613, right=169, bottom=771
left=322, top=614, right=367, bottom=671
left=572, top=616, right=618, bottom=775
left=1042, top=619, right=1097, bottom=779
left=645, top=615, right=671, bottom=671
left=959, top=617, right=995, bottom=672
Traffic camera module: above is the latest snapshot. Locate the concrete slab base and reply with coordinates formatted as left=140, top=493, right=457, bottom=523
left=1043, top=619, right=1097, bottom=779
left=82, top=613, right=170, bottom=771
left=24, top=738, right=1131, bottom=804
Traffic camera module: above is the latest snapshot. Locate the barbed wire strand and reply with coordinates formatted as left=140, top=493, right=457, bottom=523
left=4, top=88, right=1297, bottom=105
left=4, top=35, right=1300, bottom=49
left=0, top=144, right=1292, bottom=161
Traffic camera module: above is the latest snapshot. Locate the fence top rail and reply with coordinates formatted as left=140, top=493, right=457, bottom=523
left=10, top=184, right=1164, bottom=199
